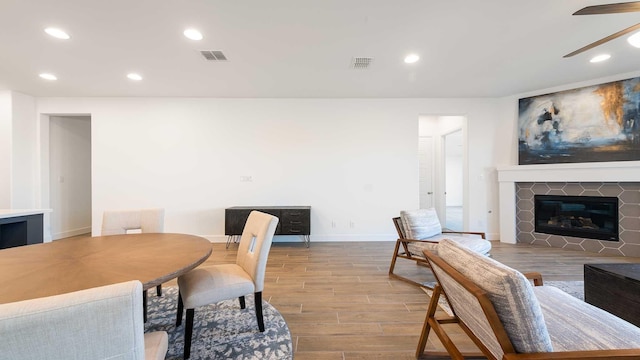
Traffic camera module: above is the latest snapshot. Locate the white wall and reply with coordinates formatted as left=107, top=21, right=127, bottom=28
left=49, top=116, right=91, bottom=239
left=7, top=71, right=640, bottom=242
left=11, top=92, right=37, bottom=208
left=0, top=91, right=11, bottom=208
left=34, top=97, right=505, bottom=241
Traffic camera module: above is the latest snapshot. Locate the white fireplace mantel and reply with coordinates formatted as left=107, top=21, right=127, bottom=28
left=497, top=161, right=640, bottom=244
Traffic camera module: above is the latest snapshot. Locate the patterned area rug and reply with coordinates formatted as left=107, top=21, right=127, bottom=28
left=423, top=280, right=585, bottom=316
left=144, top=286, right=293, bottom=360
left=545, top=280, right=584, bottom=301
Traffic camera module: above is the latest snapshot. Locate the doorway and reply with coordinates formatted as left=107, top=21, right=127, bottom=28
left=48, top=115, right=92, bottom=240
left=418, top=115, right=467, bottom=230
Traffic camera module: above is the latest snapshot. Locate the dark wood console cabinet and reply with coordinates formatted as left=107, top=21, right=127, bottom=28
left=225, top=206, right=311, bottom=247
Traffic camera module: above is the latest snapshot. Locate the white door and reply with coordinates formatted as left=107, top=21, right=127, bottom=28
left=444, top=130, right=463, bottom=230
left=419, top=136, right=434, bottom=209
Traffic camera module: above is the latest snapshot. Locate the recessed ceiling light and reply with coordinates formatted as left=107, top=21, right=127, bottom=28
left=127, top=73, right=143, bottom=81
left=183, top=28, right=203, bottom=41
left=404, top=54, right=420, bottom=64
left=44, top=27, right=70, bottom=40
left=39, top=73, right=57, bottom=81
left=628, top=31, right=640, bottom=48
left=590, top=54, right=611, bottom=63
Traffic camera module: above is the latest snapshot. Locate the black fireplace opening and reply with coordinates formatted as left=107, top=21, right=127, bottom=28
left=534, top=195, right=619, bottom=241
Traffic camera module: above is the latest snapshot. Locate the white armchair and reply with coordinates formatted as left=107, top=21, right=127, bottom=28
left=0, top=280, right=168, bottom=360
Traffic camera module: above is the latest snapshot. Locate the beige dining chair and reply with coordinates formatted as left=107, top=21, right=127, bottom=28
left=101, top=208, right=165, bottom=321
left=0, top=280, right=168, bottom=360
left=176, top=210, right=279, bottom=359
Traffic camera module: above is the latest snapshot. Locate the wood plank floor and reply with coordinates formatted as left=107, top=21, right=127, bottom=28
left=163, top=239, right=640, bottom=360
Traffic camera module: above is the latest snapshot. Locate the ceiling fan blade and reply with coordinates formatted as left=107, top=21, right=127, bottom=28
left=574, top=1, right=640, bottom=15
left=564, top=22, right=640, bottom=57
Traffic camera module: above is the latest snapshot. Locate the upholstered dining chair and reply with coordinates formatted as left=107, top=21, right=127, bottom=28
left=176, top=210, right=279, bottom=359
left=0, top=280, right=168, bottom=360
left=102, top=208, right=165, bottom=320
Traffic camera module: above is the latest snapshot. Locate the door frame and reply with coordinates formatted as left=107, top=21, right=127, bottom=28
left=38, top=113, right=93, bottom=241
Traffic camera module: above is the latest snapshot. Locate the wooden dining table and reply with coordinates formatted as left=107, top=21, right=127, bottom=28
left=0, top=233, right=212, bottom=304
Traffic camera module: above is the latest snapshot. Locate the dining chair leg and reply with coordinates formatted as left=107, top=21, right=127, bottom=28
left=184, top=308, right=194, bottom=359
left=239, top=295, right=246, bottom=309
left=255, top=291, right=264, bottom=332
left=156, top=284, right=162, bottom=297
left=176, top=291, right=184, bottom=326
left=142, top=290, right=147, bottom=323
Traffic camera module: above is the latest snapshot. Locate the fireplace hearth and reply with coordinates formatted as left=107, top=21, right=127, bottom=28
left=534, top=195, right=619, bottom=241
left=499, top=163, right=640, bottom=257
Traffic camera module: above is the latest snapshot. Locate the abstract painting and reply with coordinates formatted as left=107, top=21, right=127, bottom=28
left=518, top=77, right=640, bottom=165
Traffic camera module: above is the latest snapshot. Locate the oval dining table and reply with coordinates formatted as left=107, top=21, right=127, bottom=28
left=0, top=233, right=212, bottom=305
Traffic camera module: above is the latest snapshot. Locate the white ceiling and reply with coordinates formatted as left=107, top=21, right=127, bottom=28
left=1, top=0, right=639, bottom=98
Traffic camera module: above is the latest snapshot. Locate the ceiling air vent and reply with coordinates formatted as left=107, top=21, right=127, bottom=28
left=200, top=50, right=228, bottom=61
left=351, top=57, right=373, bottom=69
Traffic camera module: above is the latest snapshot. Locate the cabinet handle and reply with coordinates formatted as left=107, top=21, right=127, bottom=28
left=288, top=212, right=301, bottom=216
left=289, top=229, right=301, bottom=233
left=290, top=221, right=302, bottom=224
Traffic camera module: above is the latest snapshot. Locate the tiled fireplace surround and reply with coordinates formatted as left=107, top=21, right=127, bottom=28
left=498, top=162, right=640, bottom=257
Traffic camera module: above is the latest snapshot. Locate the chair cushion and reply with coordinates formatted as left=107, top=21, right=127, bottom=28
left=407, top=234, right=491, bottom=258
left=144, top=331, right=168, bottom=360
left=178, top=264, right=255, bottom=308
left=533, top=286, right=640, bottom=351
left=400, top=208, right=442, bottom=239
left=436, top=239, right=553, bottom=353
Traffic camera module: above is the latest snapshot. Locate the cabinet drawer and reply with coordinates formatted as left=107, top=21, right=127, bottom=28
left=281, top=209, right=310, bottom=223
left=280, top=224, right=310, bottom=235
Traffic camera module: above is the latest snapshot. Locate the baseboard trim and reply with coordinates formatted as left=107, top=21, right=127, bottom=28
left=52, top=226, right=91, bottom=241
left=199, top=233, right=501, bottom=243
left=200, top=234, right=398, bottom=243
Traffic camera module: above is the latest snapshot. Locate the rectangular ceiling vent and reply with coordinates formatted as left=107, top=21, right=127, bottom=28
left=200, top=50, right=228, bottom=61
left=351, top=57, right=373, bottom=69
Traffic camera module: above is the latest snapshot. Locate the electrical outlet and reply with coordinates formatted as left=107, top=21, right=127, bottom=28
left=331, top=221, right=336, bottom=228
left=240, top=176, right=253, bottom=182
left=349, top=221, right=355, bottom=228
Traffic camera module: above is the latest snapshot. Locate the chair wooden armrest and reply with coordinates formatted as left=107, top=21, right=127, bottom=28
left=502, top=349, right=640, bottom=359
left=442, top=230, right=486, bottom=239
left=523, top=272, right=544, bottom=286
left=400, top=237, right=439, bottom=244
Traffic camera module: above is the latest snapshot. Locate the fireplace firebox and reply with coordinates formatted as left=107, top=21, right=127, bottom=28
left=534, top=195, right=619, bottom=241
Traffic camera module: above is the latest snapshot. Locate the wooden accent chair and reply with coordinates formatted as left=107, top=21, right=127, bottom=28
left=176, top=210, right=279, bottom=359
left=0, top=281, right=168, bottom=360
left=417, top=238, right=640, bottom=360
left=389, top=211, right=487, bottom=287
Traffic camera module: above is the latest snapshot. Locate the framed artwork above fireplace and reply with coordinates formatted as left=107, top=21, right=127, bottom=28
left=518, top=76, right=640, bottom=165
